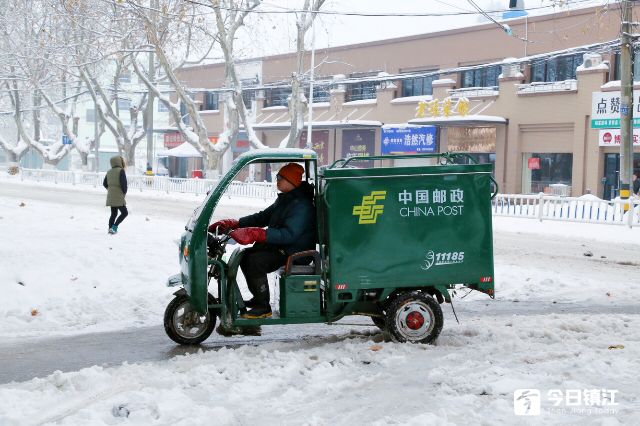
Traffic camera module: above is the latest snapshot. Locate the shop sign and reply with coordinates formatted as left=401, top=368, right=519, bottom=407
left=381, top=126, right=436, bottom=154
left=166, top=133, right=220, bottom=148
left=591, top=91, right=640, bottom=128
left=598, top=129, right=640, bottom=146
left=415, top=97, right=470, bottom=118
left=231, top=131, right=250, bottom=153
left=528, top=157, right=540, bottom=170
left=164, top=132, right=184, bottom=149
left=341, top=129, right=375, bottom=167
left=299, top=130, right=330, bottom=165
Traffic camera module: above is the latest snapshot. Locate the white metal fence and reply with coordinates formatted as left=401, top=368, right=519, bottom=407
left=492, top=193, right=640, bottom=227
left=3, top=167, right=639, bottom=227
left=1, top=167, right=279, bottom=199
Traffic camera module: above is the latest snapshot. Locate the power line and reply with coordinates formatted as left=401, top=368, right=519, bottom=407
left=183, top=0, right=606, bottom=18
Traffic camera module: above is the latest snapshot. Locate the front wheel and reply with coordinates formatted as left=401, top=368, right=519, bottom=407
left=164, top=293, right=217, bottom=345
left=386, top=291, right=443, bottom=344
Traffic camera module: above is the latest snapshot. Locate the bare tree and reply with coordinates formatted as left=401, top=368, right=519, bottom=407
left=0, top=82, right=32, bottom=165
left=280, top=0, right=326, bottom=148
left=209, top=0, right=268, bottom=154
left=120, top=0, right=231, bottom=173
left=1, top=0, right=81, bottom=168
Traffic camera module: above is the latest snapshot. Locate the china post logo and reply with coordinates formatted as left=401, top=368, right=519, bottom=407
left=352, top=191, right=387, bottom=224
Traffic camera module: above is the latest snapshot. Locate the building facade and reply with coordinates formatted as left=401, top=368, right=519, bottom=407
left=176, top=3, right=640, bottom=198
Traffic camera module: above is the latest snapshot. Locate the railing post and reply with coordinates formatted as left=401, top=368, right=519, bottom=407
left=538, top=192, right=544, bottom=222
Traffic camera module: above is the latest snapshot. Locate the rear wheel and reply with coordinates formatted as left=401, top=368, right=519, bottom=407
left=164, top=293, right=218, bottom=345
left=386, top=291, right=443, bottom=344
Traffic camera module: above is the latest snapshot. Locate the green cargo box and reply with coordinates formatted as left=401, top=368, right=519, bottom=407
left=320, top=162, right=495, bottom=301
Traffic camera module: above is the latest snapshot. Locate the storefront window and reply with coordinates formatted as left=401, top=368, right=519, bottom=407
left=264, top=87, right=291, bottom=107
left=531, top=53, right=582, bottom=82
left=305, top=84, right=331, bottom=103
left=522, top=153, right=573, bottom=194
left=242, top=90, right=255, bottom=110
left=613, top=49, right=640, bottom=81
left=345, top=81, right=378, bottom=101
left=346, top=71, right=380, bottom=102
left=203, top=92, right=218, bottom=110
left=447, top=127, right=496, bottom=175
left=461, top=65, right=500, bottom=88
left=402, top=74, right=438, bottom=97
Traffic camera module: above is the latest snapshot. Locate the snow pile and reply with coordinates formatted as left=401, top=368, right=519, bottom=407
left=0, top=314, right=638, bottom=425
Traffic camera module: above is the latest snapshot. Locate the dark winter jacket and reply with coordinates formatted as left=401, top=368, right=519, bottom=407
left=103, top=156, right=128, bottom=207
left=238, top=182, right=316, bottom=256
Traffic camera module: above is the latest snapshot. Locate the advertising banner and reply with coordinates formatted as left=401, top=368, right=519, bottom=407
left=164, top=132, right=184, bottom=149
left=591, top=91, right=640, bottom=128
left=299, top=129, right=330, bottom=165
left=598, top=129, right=640, bottom=146
left=381, top=126, right=436, bottom=154
left=341, top=129, right=375, bottom=167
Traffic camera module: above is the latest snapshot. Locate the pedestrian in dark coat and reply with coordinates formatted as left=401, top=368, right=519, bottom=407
left=209, top=163, right=316, bottom=319
left=103, top=156, right=129, bottom=234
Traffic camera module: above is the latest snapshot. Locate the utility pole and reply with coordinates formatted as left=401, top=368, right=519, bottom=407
left=620, top=0, right=634, bottom=211
left=145, top=0, right=158, bottom=169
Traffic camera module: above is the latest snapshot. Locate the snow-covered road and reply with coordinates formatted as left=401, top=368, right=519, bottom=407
left=1, top=180, right=639, bottom=425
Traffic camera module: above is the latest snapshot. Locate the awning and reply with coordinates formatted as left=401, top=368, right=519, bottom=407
left=408, top=115, right=507, bottom=127
left=156, top=142, right=202, bottom=158
left=252, top=120, right=383, bottom=131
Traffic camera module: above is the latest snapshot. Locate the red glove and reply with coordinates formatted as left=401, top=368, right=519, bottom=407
left=208, top=219, right=239, bottom=233
left=230, top=227, right=267, bottom=245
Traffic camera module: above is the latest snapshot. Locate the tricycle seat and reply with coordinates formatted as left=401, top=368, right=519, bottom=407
left=278, top=264, right=317, bottom=275
left=279, top=250, right=321, bottom=276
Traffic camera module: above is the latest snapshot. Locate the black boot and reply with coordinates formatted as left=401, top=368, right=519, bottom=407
left=241, top=277, right=272, bottom=319
left=243, top=298, right=258, bottom=308
left=241, top=305, right=272, bottom=319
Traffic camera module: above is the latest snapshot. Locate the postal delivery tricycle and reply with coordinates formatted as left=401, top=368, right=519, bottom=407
left=164, top=148, right=497, bottom=345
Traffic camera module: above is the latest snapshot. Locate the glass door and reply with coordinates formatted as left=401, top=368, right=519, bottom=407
left=603, top=153, right=640, bottom=200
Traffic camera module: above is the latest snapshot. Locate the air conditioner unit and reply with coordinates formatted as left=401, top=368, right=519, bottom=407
left=582, top=53, right=602, bottom=69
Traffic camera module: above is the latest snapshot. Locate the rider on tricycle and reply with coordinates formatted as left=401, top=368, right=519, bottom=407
left=164, top=149, right=496, bottom=345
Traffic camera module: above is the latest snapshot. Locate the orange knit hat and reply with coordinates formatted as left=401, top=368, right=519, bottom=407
left=278, top=163, right=304, bottom=187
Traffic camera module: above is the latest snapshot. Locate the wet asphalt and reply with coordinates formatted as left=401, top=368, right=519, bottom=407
left=1, top=300, right=638, bottom=385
